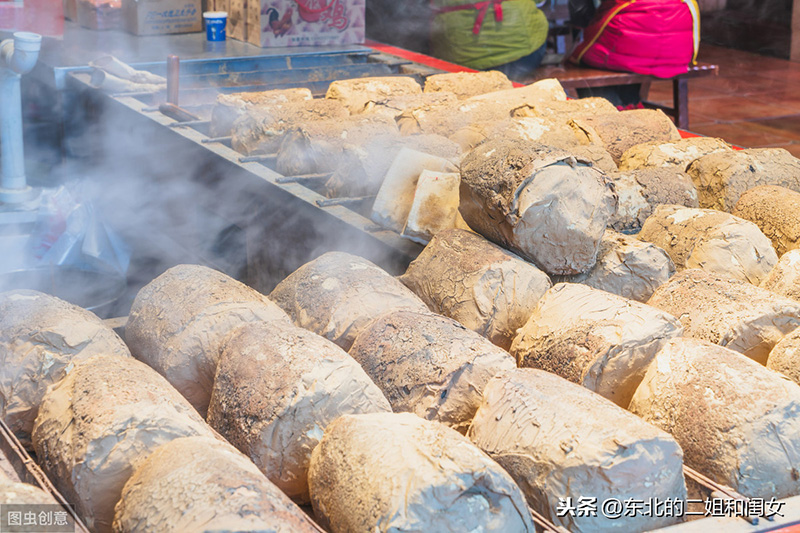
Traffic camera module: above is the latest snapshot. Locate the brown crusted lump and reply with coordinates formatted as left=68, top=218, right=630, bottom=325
left=276, top=114, right=398, bottom=177
left=459, top=139, right=618, bottom=275
left=361, top=91, right=457, bottom=118
left=397, top=99, right=523, bottom=137
left=570, top=109, right=681, bottom=163
left=467, top=78, right=566, bottom=106
left=761, top=249, right=800, bottom=302
left=0, top=480, right=59, bottom=505
left=561, top=231, right=675, bottom=303
left=208, top=88, right=313, bottom=137
left=0, top=290, right=130, bottom=449
left=512, top=96, right=619, bottom=121
left=125, top=264, right=289, bottom=417
left=629, top=337, right=800, bottom=499
left=618, top=137, right=733, bottom=171
left=112, top=436, right=321, bottom=533
left=609, top=168, right=699, bottom=233
left=396, top=79, right=566, bottom=137
left=638, top=205, right=777, bottom=285
left=449, top=116, right=582, bottom=153
left=567, top=144, right=618, bottom=173
left=230, top=98, right=348, bottom=155
left=270, top=252, right=428, bottom=350
left=207, top=321, right=390, bottom=503
left=348, top=310, right=515, bottom=433
left=308, top=412, right=535, bottom=533
left=325, top=76, right=422, bottom=113
left=423, top=70, right=513, bottom=99
left=733, top=185, right=800, bottom=257
left=31, top=354, right=215, bottom=533
left=511, top=283, right=682, bottom=407
left=646, top=269, right=800, bottom=364
left=324, top=132, right=461, bottom=198
left=687, top=147, right=800, bottom=212
left=469, top=368, right=687, bottom=533
left=400, top=229, right=551, bottom=349
left=449, top=117, right=618, bottom=173
left=767, top=326, right=800, bottom=386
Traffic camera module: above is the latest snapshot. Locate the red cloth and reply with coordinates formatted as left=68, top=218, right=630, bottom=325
left=570, top=0, right=699, bottom=78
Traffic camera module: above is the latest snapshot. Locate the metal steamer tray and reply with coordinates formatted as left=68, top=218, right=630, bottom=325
left=61, top=45, right=800, bottom=533
left=64, top=47, right=435, bottom=294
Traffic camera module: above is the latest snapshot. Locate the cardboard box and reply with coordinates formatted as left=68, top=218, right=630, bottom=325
left=122, top=0, right=201, bottom=35
left=235, top=0, right=364, bottom=47
left=64, top=0, right=78, bottom=21
left=76, top=0, right=122, bottom=30
left=227, top=0, right=247, bottom=41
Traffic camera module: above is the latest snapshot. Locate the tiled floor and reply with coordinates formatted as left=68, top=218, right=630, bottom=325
left=645, top=44, right=800, bottom=156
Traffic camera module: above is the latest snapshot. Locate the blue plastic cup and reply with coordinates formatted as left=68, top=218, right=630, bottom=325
left=204, top=11, right=227, bottom=41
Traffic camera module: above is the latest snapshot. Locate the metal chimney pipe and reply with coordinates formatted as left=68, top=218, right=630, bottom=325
left=0, top=32, right=42, bottom=205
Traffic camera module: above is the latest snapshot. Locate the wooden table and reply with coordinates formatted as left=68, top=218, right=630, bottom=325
left=532, top=63, right=719, bottom=130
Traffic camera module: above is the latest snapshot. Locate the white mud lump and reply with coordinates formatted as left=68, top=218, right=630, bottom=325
left=0, top=290, right=130, bottom=448
left=459, top=139, right=618, bottom=275
left=511, top=283, right=682, bottom=407
left=638, top=204, right=777, bottom=285
left=563, top=230, right=675, bottom=303
left=761, top=249, right=800, bottom=302
left=469, top=368, right=686, bottom=533
left=647, top=268, right=800, bottom=364
left=609, top=168, right=699, bottom=233
left=207, top=321, right=391, bottom=503
left=113, top=436, right=321, bottom=533
left=629, top=337, right=800, bottom=499
left=733, top=184, right=800, bottom=257
left=125, top=264, right=289, bottom=417
left=371, top=147, right=458, bottom=233
left=348, top=310, right=515, bottom=433
left=687, top=147, right=800, bottom=211
left=31, top=354, right=215, bottom=533
left=401, top=169, right=471, bottom=244
left=308, top=412, right=535, bottom=532
left=400, top=228, right=551, bottom=349
left=618, top=136, right=732, bottom=171
left=269, top=251, right=428, bottom=350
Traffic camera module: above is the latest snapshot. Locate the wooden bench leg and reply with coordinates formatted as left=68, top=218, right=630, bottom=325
left=673, top=77, right=689, bottom=130
left=639, top=79, right=652, bottom=101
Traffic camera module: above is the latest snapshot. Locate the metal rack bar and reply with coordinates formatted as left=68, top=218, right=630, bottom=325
left=276, top=173, right=332, bottom=184
left=683, top=466, right=764, bottom=524
left=316, top=196, right=374, bottom=208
